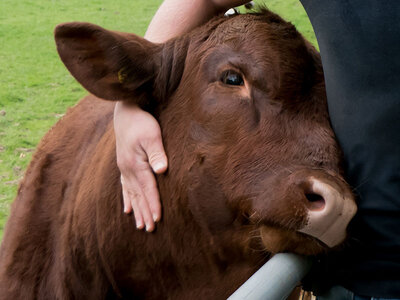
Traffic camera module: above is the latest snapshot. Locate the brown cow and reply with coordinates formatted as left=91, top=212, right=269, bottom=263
left=0, top=9, right=356, bottom=299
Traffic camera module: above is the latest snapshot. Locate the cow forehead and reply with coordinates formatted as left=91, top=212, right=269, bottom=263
left=193, top=12, right=307, bottom=76
left=207, top=12, right=299, bottom=47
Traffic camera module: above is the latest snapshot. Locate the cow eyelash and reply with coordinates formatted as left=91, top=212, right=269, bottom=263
left=220, top=70, right=244, bottom=86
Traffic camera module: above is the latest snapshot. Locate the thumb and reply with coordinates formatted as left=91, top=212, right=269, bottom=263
left=145, top=137, right=168, bottom=174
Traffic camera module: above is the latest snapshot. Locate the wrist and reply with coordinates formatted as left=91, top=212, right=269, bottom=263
left=114, top=101, right=140, bottom=119
left=211, top=0, right=249, bottom=12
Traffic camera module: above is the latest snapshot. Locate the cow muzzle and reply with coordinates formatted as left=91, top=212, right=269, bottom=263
left=253, top=169, right=357, bottom=253
left=294, top=171, right=357, bottom=247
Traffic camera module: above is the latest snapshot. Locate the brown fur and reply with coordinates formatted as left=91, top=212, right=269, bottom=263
left=0, top=10, right=352, bottom=299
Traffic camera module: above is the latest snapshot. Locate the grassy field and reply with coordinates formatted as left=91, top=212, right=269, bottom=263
left=0, top=0, right=316, bottom=240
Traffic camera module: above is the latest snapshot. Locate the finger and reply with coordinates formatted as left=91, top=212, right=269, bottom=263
left=122, top=176, right=146, bottom=229
left=120, top=176, right=133, bottom=214
left=127, top=187, right=147, bottom=230
left=136, top=167, right=162, bottom=222
left=136, top=190, right=156, bottom=232
left=132, top=208, right=145, bottom=230
left=127, top=177, right=155, bottom=232
left=144, top=135, right=168, bottom=174
left=122, top=188, right=133, bottom=214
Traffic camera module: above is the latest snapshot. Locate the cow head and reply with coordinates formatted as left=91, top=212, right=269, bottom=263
left=55, top=10, right=356, bottom=257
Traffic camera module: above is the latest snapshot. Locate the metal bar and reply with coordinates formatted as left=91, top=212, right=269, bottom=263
left=228, top=253, right=313, bottom=300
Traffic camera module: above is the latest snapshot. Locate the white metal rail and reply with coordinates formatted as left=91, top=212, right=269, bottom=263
left=228, top=253, right=313, bottom=300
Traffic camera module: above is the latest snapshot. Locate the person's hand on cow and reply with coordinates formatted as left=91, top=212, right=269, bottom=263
left=114, top=102, right=167, bottom=232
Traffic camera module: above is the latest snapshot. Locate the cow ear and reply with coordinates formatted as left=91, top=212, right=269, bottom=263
left=153, top=37, right=189, bottom=102
left=55, top=22, right=161, bottom=105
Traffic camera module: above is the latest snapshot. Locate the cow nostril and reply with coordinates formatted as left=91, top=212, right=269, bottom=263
left=305, top=193, right=325, bottom=211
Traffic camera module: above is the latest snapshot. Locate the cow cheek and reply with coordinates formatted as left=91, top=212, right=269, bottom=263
left=187, top=165, right=235, bottom=234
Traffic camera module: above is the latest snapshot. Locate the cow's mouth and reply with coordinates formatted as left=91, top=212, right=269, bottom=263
left=259, top=225, right=328, bottom=256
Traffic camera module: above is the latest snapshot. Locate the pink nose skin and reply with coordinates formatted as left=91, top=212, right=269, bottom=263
left=298, top=176, right=357, bottom=247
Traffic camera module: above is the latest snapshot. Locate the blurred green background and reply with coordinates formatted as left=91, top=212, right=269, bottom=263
left=0, top=0, right=316, bottom=240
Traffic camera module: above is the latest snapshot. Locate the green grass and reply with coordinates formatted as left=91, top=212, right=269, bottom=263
left=0, top=0, right=316, bottom=240
left=264, top=0, right=316, bottom=48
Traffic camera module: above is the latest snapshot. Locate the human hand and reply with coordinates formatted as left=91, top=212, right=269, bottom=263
left=114, top=102, right=168, bottom=232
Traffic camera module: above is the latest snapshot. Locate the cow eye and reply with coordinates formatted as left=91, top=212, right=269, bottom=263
left=220, top=70, right=244, bottom=86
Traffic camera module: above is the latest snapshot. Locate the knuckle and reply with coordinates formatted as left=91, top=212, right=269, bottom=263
left=126, top=188, right=141, bottom=201
left=134, top=162, right=152, bottom=172
left=148, top=152, right=165, bottom=164
left=141, top=131, right=162, bottom=148
left=116, top=156, right=132, bottom=171
left=140, top=177, right=157, bottom=189
left=148, top=128, right=162, bottom=141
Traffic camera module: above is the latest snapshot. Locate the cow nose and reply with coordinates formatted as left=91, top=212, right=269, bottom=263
left=298, top=176, right=357, bottom=247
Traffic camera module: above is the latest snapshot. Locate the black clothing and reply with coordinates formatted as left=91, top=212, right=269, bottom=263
left=299, top=0, right=400, bottom=298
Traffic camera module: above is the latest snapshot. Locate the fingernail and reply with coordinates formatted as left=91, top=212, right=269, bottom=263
left=136, top=221, right=144, bottom=229
left=146, top=224, right=155, bottom=232
left=153, top=162, right=166, bottom=173
left=153, top=214, right=159, bottom=222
